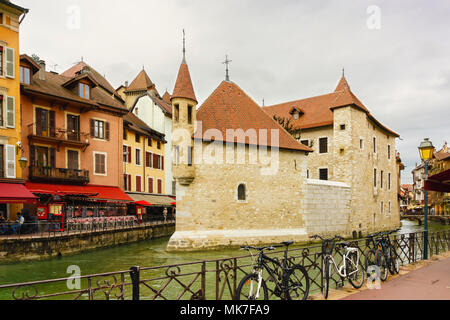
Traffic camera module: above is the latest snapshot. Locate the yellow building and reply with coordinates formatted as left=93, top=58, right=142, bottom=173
left=0, top=1, right=34, bottom=221
left=122, top=112, right=166, bottom=194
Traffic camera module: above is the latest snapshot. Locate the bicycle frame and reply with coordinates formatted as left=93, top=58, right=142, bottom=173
left=324, top=247, right=360, bottom=278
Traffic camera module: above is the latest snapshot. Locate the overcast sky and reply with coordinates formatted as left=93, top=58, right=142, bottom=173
left=16, top=0, right=450, bottom=184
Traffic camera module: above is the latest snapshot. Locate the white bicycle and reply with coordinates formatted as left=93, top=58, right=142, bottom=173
left=310, top=235, right=365, bottom=299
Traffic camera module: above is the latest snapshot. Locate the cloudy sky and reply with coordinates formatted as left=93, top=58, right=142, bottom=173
left=16, top=0, right=449, bottom=183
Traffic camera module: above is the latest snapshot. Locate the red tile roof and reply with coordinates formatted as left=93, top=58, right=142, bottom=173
left=263, top=76, right=399, bottom=137
left=171, top=62, right=197, bottom=103
left=162, top=90, right=172, bottom=104
left=195, top=80, right=312, bottom=152
left=125, top=69, right=156, bottom=93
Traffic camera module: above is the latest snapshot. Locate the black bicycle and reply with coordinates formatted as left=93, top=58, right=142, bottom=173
left=365, top=229, right=400, bottom=281
left=311, top=235, right=365, bottom=299
left=235, top=241, right=310, bottom=300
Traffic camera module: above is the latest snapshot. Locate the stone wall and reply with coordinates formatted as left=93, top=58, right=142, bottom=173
left=302, top=179, right=352, bottom=237
left=0, top=223, right=175, bottom=264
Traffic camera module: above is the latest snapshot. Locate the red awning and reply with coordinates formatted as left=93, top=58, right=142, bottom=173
left=425, top=169, right=450, bottom=192
left=170, top=201, right=176, bottom=206
left=135, top=200, right=152, bottom=206
left=25, top=182, right=133, bottom=202
left=0, top=183, right=37, bottom=203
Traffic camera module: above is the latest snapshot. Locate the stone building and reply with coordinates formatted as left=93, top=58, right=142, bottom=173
left=412, top=163, right=425, bottom=204
left=264, top=75, right=401, bottom=234
left=428, top=142, right=450, bottom=215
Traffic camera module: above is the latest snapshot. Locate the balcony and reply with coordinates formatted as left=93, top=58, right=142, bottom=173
left=29, top=165, right=89, bottom=184
left=27, top=123, right=90, bottom=151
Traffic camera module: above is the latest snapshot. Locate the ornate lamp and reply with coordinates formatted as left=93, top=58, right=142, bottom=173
left=18, top=154, right=28, bottom=169
left=418, top=138, right=434, bottom=260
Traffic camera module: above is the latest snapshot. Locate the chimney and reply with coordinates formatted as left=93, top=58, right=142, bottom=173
left=38, top=60, right=46, bottom=80
left=125, top=81, right=128, bottom=87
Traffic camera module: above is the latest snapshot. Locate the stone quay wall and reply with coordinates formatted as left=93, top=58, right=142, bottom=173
left=0, top=223, right=175, bottom=264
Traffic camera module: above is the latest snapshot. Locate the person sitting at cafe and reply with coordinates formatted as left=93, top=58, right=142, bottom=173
left=0, top=214, right=8, bottom=235
left=10, top=212, right=25, bottom=235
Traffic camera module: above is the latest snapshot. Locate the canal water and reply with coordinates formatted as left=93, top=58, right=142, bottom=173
left=0, top=220, right=448, bottom=299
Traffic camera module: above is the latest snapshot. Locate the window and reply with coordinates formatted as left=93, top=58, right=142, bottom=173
left=123, top=129, right=127, bottom=140
left=135, top=148, right=141, bottom=166
left=300, top=139, right=309, bottom=147
left=388, top=173, right=391, bottom=190
left=148, top=177, right=154, bottom=193
left=293, top=112, right=299, bottom=120
left=146, top=151, right=152, bottom=167
left=237, top=183, right=246, bottom=201
left=174, top=146, right=180, bottom=165
left=319, top=168, right=328, bottom=181
left=66, top=114, right=80, bottom=141
left=373, top=137, right=377, bottom=153
left=157, top=140, right=161, bottom=149
left=135, top=133, right=140, bottom=143
left=157, top=179, right=162, bottom=194
left=0, top=13, right=3, bottom=25
left=174, top=104, right=179, bottom=122
left=3, top=47, right=14, bottom=78
left=0, top=144, right=3, bottom=178
left=136, top=176, right=142, bottom=192
left=91, top=119, right=109, bottom=140
left=0, top=95, right=3, bottom=126
left=78, top=83, right=90, bottom=99
left=340, top=124, right=346, bottom=130
left=388, top=201, right=391, bottom=213
left=35, top=107, right=54, bottom=136
left=374, top=168, right=377, bottom=187
left=380, top=170, right=384, bottom=189
left=148, top=138, right=152, bottom=147
left=360, top=139, right=363, bottom=149
left=188, top=146, right=193, bottom=166
left=123, top=145, right=129, bottom=163
left=67, top=150, right=79, bottom=170
left=306, top=169, right=309, bottom=179
left=380, top=201, right=384, bottom=214
left=124, top=174, right=131, bottom=191
left=4, top=144, right=15, bottom=178
left=319, top=137, right=328, bottom=154
left=20, top=66, right=31, bottom=84
left=388, top=145, right=391, bottom=160
left=188, top=105, right=193, bottom=124
left=94, top=152, right=106, bottom=175
left=0, top=46, right=3, bottom=76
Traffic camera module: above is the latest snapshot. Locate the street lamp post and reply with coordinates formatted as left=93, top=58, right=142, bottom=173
left=418, top=138, right=435, bottom=260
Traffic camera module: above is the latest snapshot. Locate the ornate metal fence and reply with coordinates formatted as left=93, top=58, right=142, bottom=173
left=0, top=229, right=448, bottom=300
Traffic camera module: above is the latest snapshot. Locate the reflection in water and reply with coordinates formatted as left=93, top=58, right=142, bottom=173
left=0, top=220, right=448, bottom=286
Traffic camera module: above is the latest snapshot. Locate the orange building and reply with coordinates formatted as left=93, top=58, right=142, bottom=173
left=20, top=57, right=132, bottom=225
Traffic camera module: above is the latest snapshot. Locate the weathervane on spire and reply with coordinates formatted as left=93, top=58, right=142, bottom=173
left=342, top=67, right=345, bottom=77
left=182, top=29, right=186, bottom=62
left=223, top=55, right=232, bottom=81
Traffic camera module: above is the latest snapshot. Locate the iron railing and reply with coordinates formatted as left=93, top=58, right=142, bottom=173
left=0, top=229, right=448, bottom=300
left=28, top=165, right=89, bottom=184
left=0, top=216, right=175, bottom=240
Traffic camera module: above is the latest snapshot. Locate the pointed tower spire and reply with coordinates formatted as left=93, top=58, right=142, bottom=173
left=334, top=71, right=350, bottom=92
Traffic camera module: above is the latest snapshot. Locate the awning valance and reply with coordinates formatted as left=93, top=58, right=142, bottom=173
left=25, top=182, right=133, bottom=202
left=0, top=183, right=36, bottom=203
left=127, top=193, right=175, bottom=207
left=425, top=169, right=450, bottom=192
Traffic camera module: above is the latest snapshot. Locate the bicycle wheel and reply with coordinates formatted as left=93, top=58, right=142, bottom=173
left=285, top=265, right=310, bottom=300
left=389, top=249, right=400, bottom=274
left=347, top=253, right=365, bottom=289
left=322, top=256, right=331, bottom=299
left=366, top=249, right=388, bottom=282
left=235, top=273, right=268, bottom=300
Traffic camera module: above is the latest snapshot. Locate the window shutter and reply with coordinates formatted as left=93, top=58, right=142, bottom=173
left=162, top=156, right=164, bottom=170
left=5, top=145, right=15, bottom=178
left=49, top=110, right=55, bottom=137
left=35, top=108, right=42, bottom=135
left=128, top=146, right=131, bottom=163
left=5, top=47, right=14, bottom=78
left=148, top=178, right=153, bottom=193
left=105, top=122, right=110, bottom=140
left=128, top=175, right=131, bottom=191
left=145, top=152, right=149, bottom=167
left=50, top=148, right=56, bottom=168
left=6, top=96, right=14, bottom=128
left=153, top=153, right=158, bottom=169
left=90, top=119, right=95, bottom=137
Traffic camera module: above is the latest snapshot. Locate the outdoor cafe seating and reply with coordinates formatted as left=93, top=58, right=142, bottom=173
left=66, top=216, right=138, bottom=231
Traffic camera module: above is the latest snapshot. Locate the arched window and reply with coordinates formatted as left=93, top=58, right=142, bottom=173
left=237, top=183, right=246, bottom=201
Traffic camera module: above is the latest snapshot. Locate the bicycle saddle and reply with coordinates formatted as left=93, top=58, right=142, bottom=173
left=281, top=240, right=294, bottom=246
left=337, top=241, right=351, bottom=247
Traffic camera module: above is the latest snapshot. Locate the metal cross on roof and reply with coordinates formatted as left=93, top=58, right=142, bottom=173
left=182, top=29, right=186, bottom=63
left=223, top=55, right=232, bottom=81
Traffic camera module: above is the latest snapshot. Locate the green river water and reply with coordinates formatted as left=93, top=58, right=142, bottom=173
left=0, top=220, right=448, bottom=299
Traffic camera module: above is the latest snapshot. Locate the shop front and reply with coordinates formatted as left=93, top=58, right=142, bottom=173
left=126, top=192, right=176, bottom=223
left=25, top=182, right=133, bottom=231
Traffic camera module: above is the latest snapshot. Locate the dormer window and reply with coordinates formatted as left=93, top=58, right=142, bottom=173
left=289, top=106, right=303, bottom=120
left=79, top=83, right=90, bottom=99
left=293, top=112, right=299, bottom=120
left=20, top=66, right=31, bottom=84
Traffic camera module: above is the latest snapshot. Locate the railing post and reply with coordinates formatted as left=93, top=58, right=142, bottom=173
left=409, top=233, right=415, bottom=263
left=129, top=266, right=140, bottom=300
left=201, top=261, right=206, bottom=300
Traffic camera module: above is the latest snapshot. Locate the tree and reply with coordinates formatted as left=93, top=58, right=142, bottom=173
left=273, top=115, right=297, bottom=136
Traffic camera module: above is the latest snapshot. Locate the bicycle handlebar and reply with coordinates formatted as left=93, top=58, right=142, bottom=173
left=309, top=234, right=343, bottom=241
